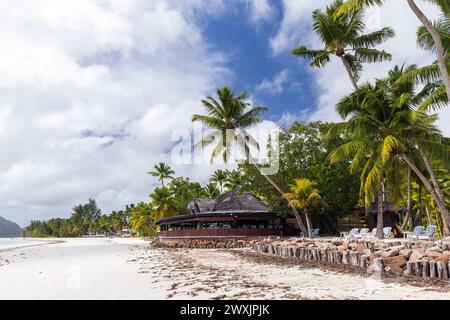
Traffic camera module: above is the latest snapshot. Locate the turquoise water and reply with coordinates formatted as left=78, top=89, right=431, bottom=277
left=0, top=238, right=30, bottom=247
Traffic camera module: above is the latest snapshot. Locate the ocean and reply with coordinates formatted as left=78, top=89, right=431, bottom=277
left=0, top=238, right=30, bottom=248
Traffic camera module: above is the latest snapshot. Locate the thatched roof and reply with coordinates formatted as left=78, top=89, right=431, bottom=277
left=187, top=186, right=268, bottom=214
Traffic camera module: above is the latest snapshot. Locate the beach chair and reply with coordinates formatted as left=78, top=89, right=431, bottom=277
left=383, top=227, right=392, bottom=239
left=418, top=225, right=437, bottom=240
left=312, top=228, right=320, bottom=238
left=341, top=228, right=359, bottom=239
left=356, top=228, right=369, bottom=238
left=408, top=226, right=425, bottom=240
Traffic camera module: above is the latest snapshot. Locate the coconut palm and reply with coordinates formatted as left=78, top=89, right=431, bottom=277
left=202, top=183, right=220, bottom=199
left=283, top=178, right=323, bottom=238
left=224, top=169, right=242, bottom=191
left=328, top=65, right=450, bottom=236
left=291, top=0, right=394, bottom=89
left=149, top=187, right=177, bottom=221
left=192, top=86, right=309, bottom=236
left=130, top=202, right=157, bottom=236
left=335, top=0, right=450, bottom=100
left=210, top=170, right=228, bottom=193
left=148, top=162, right=175, bottom=187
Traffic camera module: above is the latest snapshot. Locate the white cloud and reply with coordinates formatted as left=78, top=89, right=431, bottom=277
left=0, top=0, right=235, bottom=226
left=247, top=0, right=276, bottom=25
left=255, top=69, right=289, bottom=95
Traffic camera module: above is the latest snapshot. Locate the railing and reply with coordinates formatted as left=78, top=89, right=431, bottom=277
left=160, top=228, right=293, bottom=238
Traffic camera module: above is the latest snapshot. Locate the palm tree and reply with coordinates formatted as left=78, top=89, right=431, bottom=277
left=149, top=187, right=177, bottom=221
left=224, top=169, right=242, bottom=191
left=202, top=183, right=220, bottom=199
left=148, top=162, right=175, bottom=187
left=328, top=65, right=450, bottom=236
left=335, top=0, right=450, bottom=100
left=192, top=86, right=309, bottom=236
left=283, top=178, right=323, bottom=238
left=130, top=202, right=157, bottom=236
left=210, top=170, right=228, bottom=193
left=292, top=0, right=394, bottom=89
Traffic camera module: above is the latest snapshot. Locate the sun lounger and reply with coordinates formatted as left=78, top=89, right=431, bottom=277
left=356, top=228, right=370, bottom=238
left=418, top=225, right=437, bottom=240
left=340, top=228, right=359, bottom=239
left=408, top=226, right=425, bottom=239
left=383, top=227, right=392, bottom=238
left=312, top=228, right=320, bottom=238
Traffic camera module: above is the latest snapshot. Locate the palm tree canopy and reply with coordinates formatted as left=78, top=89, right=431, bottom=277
left=292, top=0, right=394, bottom=82
left=210, top=170, right=228, bottom=191
left=147, top=162, right=175, bottom=185
left=283, top=178, right=322, bottom=209
left=192, top=86, right=267, bottom=163
left=328, top=64, right=449, bottom=205
left=335, top=0, right=449, bottom=18
left=150, top=187, right=177, bottom=221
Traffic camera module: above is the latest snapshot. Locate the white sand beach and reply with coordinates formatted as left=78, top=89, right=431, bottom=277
left=0, top=238, right=449, bottom=300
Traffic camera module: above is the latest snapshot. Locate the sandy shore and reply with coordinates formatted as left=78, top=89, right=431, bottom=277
left=0, top=238, right=448, bottom=300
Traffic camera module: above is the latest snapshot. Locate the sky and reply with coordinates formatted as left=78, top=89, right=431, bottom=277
left=0, top=0, right=448, bottom=226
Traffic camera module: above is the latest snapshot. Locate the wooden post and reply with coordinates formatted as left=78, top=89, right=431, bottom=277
left=372, top=258, right=384, bottom=272
left=429, top=260, right=437, bottom=278
left=406, top=261, right=414, bottom=276
left=422, top=260, right=430, bottom=278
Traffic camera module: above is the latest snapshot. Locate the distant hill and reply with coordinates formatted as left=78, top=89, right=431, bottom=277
left=0, top=216, right=22, bottom=237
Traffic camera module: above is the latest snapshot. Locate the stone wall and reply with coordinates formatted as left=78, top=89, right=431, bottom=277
left=147, top=237, right=450, bottom=280
left=250, top=238, right=450, bottom=279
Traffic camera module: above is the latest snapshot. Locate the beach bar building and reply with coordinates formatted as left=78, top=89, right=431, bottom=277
left=156, top=187, right=294, bottom=239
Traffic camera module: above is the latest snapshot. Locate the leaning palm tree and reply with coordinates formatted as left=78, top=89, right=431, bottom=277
left=335, top=0, right=450, bottom=100
left=147, top=162, right=175, bottom=187
left=283, top=179, right=324, bottom=238
left=192, top=86, right=309, bottom=236
left=328, top=65, right=450, bottom=235
left=210, top=170, right=228, bottom=193
left=292, top=0, right=394, bottom=89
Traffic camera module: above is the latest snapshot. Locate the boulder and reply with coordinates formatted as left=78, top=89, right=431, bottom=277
left=427, top=251, right=444, bottom=260
left=342, top=240, right=350, bottom=250
left=409, top=249, right=425, bottom=262
left=356, top=244, right=366, bottom=253
left=380, top=248, right=400, bottom=258
left=399, top=249, right=413, bottom=259
left=383, top=255, right=407, bottom=272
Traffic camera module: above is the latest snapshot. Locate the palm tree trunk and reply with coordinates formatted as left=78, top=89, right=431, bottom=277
left=420, top=151, right=450, bottom=236
left=340, top=55, right=359, bottom=89
left=402, top=167, right=413, bottom=229
left=376, top=190, right=384, bottom=239
left=407, top=0, right=450, bottom=101
left=401, top=153, right=450, bottom=234
left=304, top=208, right=313, bottom=239
left=425, top=205, right=432, bottom=226
left=247, top=157, right=308, bottom=236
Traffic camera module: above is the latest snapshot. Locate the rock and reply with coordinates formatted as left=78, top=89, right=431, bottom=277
left=342, top=240, right=350, bottom=250
left=383, top=255, right=407, bottom=275
left=380, top=248, right=400, bottom=258
left=426, top=251, right=444, bottom=260
left=356, top=244, right=366, bottom=253
left=399, top=249, right=413, bottom=259
left=409, top=249, right=425, bottom=262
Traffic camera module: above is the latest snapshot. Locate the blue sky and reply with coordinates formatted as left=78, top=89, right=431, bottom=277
left=202, top=4, right=316, bottom=124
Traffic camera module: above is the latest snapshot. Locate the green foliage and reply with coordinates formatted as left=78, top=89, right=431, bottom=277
left=239, top=122, right=360, bottom=232
left=292, top=0, right=394, bottom=82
